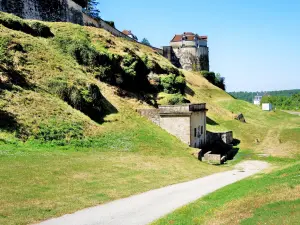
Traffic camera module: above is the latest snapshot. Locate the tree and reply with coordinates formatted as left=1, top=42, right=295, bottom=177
left=84, top=0, right=101, bottom=19
left=141, top=38, right=151, bottom=46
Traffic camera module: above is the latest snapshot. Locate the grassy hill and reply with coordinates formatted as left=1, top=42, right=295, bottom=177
left=0, top=12, right=299, bottom=224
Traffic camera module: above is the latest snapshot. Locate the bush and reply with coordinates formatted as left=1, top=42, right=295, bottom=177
left=68, top=40, right=99, bottom=66
left=0, top=36, right=11, bottom=64
left=47, top=78, right=104, bottom=122
left=0, top=12, right=53, bottom=38
left=121, top=53, right=151, bottom=91
left=160, top=74, right=186, bottom=94
left=29, top=22, right=54, bottom=38
left=168, top=94, right=188, bottom=105
left=201, top=71, right=226, bottom=90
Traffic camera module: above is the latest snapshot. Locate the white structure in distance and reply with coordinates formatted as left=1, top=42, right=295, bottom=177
left=262, top=103, right=273, bottom=111
left=253, top=95, right=262, bottom=105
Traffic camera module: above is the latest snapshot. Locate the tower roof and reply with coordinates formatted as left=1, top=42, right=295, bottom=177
left=170, top=33, right=208, bottom=42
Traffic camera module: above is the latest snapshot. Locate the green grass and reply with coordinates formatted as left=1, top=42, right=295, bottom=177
left=0, top=112, right=228, bottom=225
left=241, top=199, right=300, bottom=225
left=152, top=162, right=300, bottom=225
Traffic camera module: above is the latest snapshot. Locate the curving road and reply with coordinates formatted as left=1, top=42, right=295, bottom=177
left=38, top=160, right=269, bottom=225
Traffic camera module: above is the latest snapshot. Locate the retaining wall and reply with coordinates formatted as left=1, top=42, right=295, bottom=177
left=136, top=109, right=160, bottom=126
left=206, top=131, right=233, bottom=145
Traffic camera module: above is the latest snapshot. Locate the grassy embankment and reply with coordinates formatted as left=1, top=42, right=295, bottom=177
left=0, top=12, right=227, bottom=225
left=0, top=12, right=299, bottom=225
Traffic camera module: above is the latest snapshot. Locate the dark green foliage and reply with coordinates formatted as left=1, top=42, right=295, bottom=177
left=160, top=74, right=186, bottom=94
left=84, top=0, right=101, bottom=19
left=167, top=94, right=188, bottom=105
left=54, top=35, right=110, bottom=67
left=121, top=53, right=152, bottom=91
left=47, top=78, right=104, bottom=122
left=29, top=22, right=54, bottom=38
left=0, top=13, right=53, bottom=38
left=104, top=20, right=115, bottom=28
left=261, top=93, right=300, bottom=110
left=199, top=55, right=209, bottom=71
left=0, top=36, right=11, bottom=64
left=141, top=38, right=151, bottom=46
left=36, top=119, right=84, bottom=142
left=229, top=90, right=300, bottom=103
left=201, top=71, right=226, bottom=90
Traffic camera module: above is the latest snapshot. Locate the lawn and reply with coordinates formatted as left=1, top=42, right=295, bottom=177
left=0, top=117, right=227, bottom=225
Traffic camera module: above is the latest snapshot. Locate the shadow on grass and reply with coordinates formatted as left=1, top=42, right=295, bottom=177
left=0, top=110, right=18, bottom=132
left=0, top=65, right=36, bottom=91
left=185, top=86, right=195, bottom=96
left=207, top=117, right=219, bottom=126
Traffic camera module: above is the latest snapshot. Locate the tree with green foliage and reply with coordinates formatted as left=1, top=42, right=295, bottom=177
left=229, top=90, right=300, bottom=103
left=201, top=71, right=226, bottom=91
left=141, top=38, right=151, bottom=46
left=260, top=93, right=300, bottom=110
left=84, top=0, right=101, bottom=19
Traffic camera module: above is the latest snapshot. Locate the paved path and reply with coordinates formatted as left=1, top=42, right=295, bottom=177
left=38, top=160, right=269, bottom=225
left=281, top=110, right=300, bottom=116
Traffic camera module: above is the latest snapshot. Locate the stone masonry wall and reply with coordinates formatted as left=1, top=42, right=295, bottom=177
left=206, top=131, right=233, bottom=145
left=0, top=0, right=83, bottom=23
left=0, top=0, right=164, bottom=55
left=136, top=109, right=160, bottom=126
left=172, top=46, right=209, bottom=71
left=159, top=115, right=191, bottom=145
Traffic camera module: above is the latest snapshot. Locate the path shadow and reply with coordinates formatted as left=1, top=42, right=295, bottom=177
left=232, top=138, right=241, bottom=146
left=207, top=117, right=219, bottom=126
left=226, top=148, right=240, bottom=160
left=185, top=86, right=195, bottom=96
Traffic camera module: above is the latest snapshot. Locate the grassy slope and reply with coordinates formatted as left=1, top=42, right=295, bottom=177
left=0, top=13, right=228, bottom=225
left=0, top=12, right=299, bottom=225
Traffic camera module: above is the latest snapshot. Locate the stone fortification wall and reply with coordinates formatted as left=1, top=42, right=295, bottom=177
left=0, top=0, right=83, bottom=23
left=82, top=15, right=163, bottom=54
left=171, top=46, right=209, bottom=71
left=0, top=0, right=163, bottom=54
left=206, top=131, right=233, bottom=145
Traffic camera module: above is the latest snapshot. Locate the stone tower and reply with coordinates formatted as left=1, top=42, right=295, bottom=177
left=163, top=32, right=209, bottom=71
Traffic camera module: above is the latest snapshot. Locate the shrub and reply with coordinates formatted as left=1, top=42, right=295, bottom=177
left=121, top=53, right=151, bottom=91
left=53, top=35, right=111, bottom=67
left=167, top=94, right=187, bottom=105
left=160, top=74, right=186, bottom=94
left=174, top=75, right=186, bottom=94
left=47, top=78, right=104, bottom=122
left=68, top=40, right=99, bottom=66
left=29, top=22, right=54, bottom=38
left=201, top=71, right=216, bottom=83
left=0, top=36, right=11, bottom=64
left=201, top=71, right=226, bottom=90
left=0, top=12, right=53, bottom=38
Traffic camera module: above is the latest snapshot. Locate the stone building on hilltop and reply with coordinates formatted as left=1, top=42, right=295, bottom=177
left=163, top=32, right=209, bottom=71
left=122, top=30, right=138, bottom=41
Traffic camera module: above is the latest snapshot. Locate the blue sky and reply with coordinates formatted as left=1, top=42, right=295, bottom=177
left=100, top=0, right=300, bottom=92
